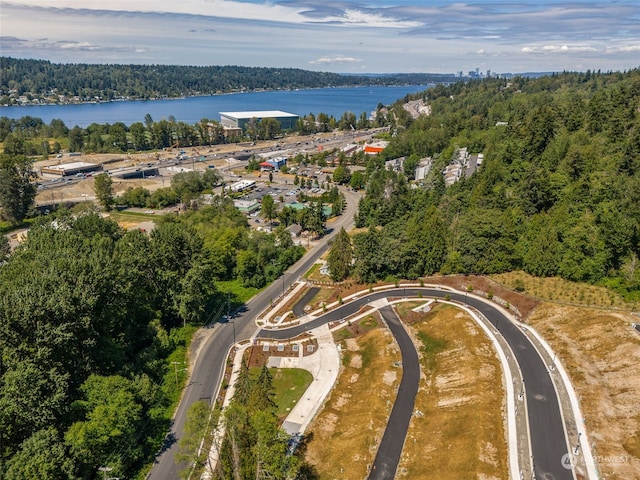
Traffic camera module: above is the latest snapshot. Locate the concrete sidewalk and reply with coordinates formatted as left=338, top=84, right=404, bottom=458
left=271, top=323, right=340, bottom=435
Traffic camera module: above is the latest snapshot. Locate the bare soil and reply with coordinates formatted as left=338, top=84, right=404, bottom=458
left=424, top=274, right=541, bottom=320
left=304, top=324, right=401, bottom=479
left=526, top=304, right=640, bottom=478
left=397, top=304, right=508, bottom=480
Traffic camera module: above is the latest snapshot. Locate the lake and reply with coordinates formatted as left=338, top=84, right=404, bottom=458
left=0, top=85, right=430, bottom=128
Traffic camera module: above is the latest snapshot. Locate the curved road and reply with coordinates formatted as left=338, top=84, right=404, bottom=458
left=368, top=306, right=420, bottom=480
left=257, top=288, right=574, bottom=480
left=147, top=189, right=360, bottom=480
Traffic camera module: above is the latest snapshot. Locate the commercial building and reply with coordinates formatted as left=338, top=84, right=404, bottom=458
left=229, top=179, right=256, bottom=193
left=259, top=157, right=287, bottom=171
left=40, top=161, right=102, bottom=177
left=219, top=110, right=299, bottom=131
left=233, top=199, right=261, bottom=214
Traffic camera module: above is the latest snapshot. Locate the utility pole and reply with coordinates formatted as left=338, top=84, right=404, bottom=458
left=171, top=361, right=184, bottom=390
left=227, top=293, right=235, bottom=346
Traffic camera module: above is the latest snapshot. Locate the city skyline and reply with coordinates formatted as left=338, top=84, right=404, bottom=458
left=1, top=0, right=639, bottom=74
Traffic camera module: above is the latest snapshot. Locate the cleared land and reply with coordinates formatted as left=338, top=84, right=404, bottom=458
left=526, top=304, right=640, bottom=478
left=304, top=323, right=401, bottom=479
left=396, top=303, right=508, bottom=480
left=442, top=272, right=640, bottom=478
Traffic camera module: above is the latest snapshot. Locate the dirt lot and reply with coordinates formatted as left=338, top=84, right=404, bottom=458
left=527, top=304, right=640, bottom=478
left=304, top=323, right=401, bottom=479
left=397, top=303, right=508, bottom=480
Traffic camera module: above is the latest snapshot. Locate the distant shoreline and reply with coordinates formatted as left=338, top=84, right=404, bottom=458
left=1, top=83, right=435, bottom=109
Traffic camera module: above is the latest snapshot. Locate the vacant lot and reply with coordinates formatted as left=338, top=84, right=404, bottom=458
left=304, top=324, right=401, bottom=479
left=397, top=304, right=508, bottom=480
left=527, top=304, right=640, bottom=478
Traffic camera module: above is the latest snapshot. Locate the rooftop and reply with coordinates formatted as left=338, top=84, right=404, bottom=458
left=219, top=110, right=298, bottom=119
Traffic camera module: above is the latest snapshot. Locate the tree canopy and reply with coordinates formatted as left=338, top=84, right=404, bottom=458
left=351, top=69, right=640, bottom=299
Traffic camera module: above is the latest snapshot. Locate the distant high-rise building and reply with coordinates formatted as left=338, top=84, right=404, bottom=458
left=486, top=69, right=491, bottom=78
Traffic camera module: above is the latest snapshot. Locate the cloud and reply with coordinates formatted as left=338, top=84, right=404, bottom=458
left=0, top=35, right=145, bottom=54
left=522, top=44, right=599, bottom=54
left=309, top=55, right=362, bottom=65
left=2, top=1, right=640, bottom=73
left=608, top=44, right=640, bottom=53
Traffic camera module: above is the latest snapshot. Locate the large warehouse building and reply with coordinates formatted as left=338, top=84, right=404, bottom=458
left=219, top=110, right=299, bottom=131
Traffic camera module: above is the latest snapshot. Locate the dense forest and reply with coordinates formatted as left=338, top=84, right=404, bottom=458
left=0, top=200, right=305, bottom=478
left=329, top=69, right=640, bottom=300
left=0, top=57, right=459, bottom=104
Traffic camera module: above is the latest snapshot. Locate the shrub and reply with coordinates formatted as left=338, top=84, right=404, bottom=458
left=513, top=278, right=525, bottom=292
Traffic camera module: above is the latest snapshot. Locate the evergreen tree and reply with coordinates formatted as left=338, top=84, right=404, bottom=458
left=327, top=227, right=353, bottom=281
left=0, top=155, right=36, bottom=223
left=93, top=172, right=114, bottom=210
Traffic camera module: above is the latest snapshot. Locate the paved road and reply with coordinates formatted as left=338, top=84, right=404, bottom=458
left=292, top=287, right=320, bottom=317
left=368, top=306, right=420, bottom=480
left=147, top=188, right=360, bottom=480
left=258, top=288, right=573, bottom=480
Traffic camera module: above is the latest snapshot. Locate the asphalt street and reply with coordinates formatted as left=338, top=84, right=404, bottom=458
left=258, top=288, right=574, bottom=480
left=292, top=286, right=320, bottom=317
left=368, top=306, right=420, bottom=480
left=147, top=189, right=360, bottom=480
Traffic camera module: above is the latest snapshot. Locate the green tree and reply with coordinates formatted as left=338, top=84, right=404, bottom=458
left=327, top=227, right=353, bottom=281
left=93, top=172, right=114, bottom=210
left=172, top=171, right=205, bottom=204
left=260, top=194, right=276, bottom=227
left=65, top=375, right=143, bottom=479
left=0, top=233, right=10, bottom=262
left=4, top=427, right=73, bottom=480
left=332, top=165, right=351, bottom=184
left=307, top=200, right=326, bottom=238
left=68, top=126, right=84, bottom=152
left=119, top=186, right=151, bottom=207
left=0, top=155, right=36, bottom=223
left=177, top=400, right=218, bottom=479
left=259, top=117, right=281, bottom=139
left=349, top=170, right=365, bottom=190
left=2, top=134, right=26, bottom=155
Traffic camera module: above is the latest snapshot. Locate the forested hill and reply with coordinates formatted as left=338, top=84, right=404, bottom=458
left=0, top=57, right=459, bottom=102
left=350, top=69, right=640, bottom=299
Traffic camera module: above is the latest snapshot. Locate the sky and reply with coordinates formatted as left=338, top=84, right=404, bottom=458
left=1, top=1, right=639, bottom=74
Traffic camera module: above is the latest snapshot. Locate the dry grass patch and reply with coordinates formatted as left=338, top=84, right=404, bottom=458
left=304, top=325, right=401, bottom=479
left=398, top=305, right=508, bottom=480
left=527, top=303, right=640, bottom=478
left=491, top=271, right=634, bottom=309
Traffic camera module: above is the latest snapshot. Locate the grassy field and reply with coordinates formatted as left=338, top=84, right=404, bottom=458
left=217, top=279, right=261, bottom=306
left=305, top=326, right=401, bottom=479
left=106, top=210, right=158, bottom=223
left=397, top=304, right=508, bottom=479
left=249, top=367, right=313, bottom=420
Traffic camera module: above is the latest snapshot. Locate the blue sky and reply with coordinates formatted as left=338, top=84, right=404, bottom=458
left=1, top=1, right=639, bottom=74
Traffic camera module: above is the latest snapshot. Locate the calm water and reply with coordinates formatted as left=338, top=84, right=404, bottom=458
left=0, top=85, right=430, bottom=128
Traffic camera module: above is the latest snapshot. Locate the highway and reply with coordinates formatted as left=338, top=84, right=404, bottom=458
left=258, top=288, right=574, bottom=480
left=146, top=188, right=360, bottom=480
